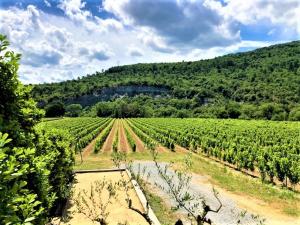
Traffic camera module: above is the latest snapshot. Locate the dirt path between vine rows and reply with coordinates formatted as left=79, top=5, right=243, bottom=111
left=175, top=145, right=188, bottom=153
left=123, top=120, right=145, bottom=152
left=81, top=123, right=110, bottom=158
left=102, top=120, right=118, bottom=152
left=81, top=136, right=97, bottom=158
left=118, top=120, right=130, bottom=152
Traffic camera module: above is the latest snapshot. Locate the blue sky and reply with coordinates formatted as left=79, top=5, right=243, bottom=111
left=0, top=0, right=299, bottom=84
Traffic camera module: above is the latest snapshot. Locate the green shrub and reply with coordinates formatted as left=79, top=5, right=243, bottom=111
left=0, top=34, right=75, bottom=224
left=0, top=132, right=44, bottom=224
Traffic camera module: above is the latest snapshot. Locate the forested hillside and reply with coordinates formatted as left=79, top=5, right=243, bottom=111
left=32, top=41, right=300, bottom=120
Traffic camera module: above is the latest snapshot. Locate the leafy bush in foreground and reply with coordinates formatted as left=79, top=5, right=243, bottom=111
left=0, top=34, right=75, bottom=224
left=0, top=129, right=75, bottom=225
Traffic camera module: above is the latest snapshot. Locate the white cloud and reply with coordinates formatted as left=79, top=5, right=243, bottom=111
left=0, top=4, right=116, bottom=83
left=220, top=0, right=300, bottom=37
left=58, top=0, right=91, bottom=25
left=78, top=43, right=113, bottom=61
left=58, top=0, right=123, bottom=33
left=128, top=46, right=143, bottom=57
left=103, top=0, right=240, bottom=51
left=222, top=0, right=299, bottom=25
left=44, top=0, right=51, bottom=7
left=103, top=0, right=299, bottom=51
left=21, top=42, right=63, bottom=67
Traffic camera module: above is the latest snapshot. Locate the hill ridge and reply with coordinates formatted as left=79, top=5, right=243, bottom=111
left=32, top=40, right=300, bottom=120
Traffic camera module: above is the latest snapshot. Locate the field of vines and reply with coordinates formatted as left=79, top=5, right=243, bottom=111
left=38, top=117, right=112, bottom=152
left=127, top=118, right=300, bottom=186
left=38, top=117, right=300, bottom=187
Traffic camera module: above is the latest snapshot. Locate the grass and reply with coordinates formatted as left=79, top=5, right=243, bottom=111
left=75, top=150, right=300, bottom=217
left=188, top=155, right=300, bottom=217
left=142, top=183, right=179, bottom=225
left=74, top=153, right=113, bottom=170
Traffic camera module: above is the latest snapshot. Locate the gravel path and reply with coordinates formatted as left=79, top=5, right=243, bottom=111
left=131, top=161, right=261, bottom=225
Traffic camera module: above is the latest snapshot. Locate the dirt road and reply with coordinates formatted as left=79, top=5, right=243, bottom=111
left=131, top=161, right=300, bottom=225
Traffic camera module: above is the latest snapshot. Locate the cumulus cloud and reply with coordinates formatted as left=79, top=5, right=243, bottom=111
left=78, top=43, right=113, bottom=61
left=103, top=0, right=240, bottom=51
left=221, top=0, right=299, bottom=26
left=103, top=0, right=299, bottom=52
left=0, top=4, right=115, bottom=83
left=92, top=49, right=111, bottom=61
left=21, top=43, right=63, bottom=67
left=128, top=46, right=143, bottom=57
left=58, top=0, right=123, bottom=32
left=44, top=0, right=51, bottom=7
left=58, top=0, right=91, bottom=24
left=209, top=0, right=300, bottom=38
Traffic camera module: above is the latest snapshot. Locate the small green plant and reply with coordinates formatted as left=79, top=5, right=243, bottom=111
left=94, top=119, right=114, bottom=153
left=124, top=122, right=137, bottom=152
left=113, top=128, right=119, bottom=152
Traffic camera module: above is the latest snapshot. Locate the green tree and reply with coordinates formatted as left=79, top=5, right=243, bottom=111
left=96, top=102, right=114, bottom=117
left=239, top=104, right=258, bottom=119
left=0, top=34, right=74, bottom=224
left=225, top=102, right=241, bottom=119
left=65, top=104, right=82, bottom=117
left=289, top=106, right=300, bottom=121
left=0, top=35, right=43, bottom=146
left=45, top=101, right=65, bottom=117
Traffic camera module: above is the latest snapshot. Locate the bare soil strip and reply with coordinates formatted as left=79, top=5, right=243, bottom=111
left=123, top=120, right=145, bottom=152
left=156, top=146, right=168, bottom=153
left=118, top=120, right=130, bottom=152
left=80, top=123, right=112, bottom=158
left=81, top=135, right=97, bottom=158
left=102, top=120, right=118, bottom=152
left=175, top=145, right=188, bottom=153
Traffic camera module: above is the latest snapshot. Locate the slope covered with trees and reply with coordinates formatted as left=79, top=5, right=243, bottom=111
left=32, top=41, right=300, bottom=120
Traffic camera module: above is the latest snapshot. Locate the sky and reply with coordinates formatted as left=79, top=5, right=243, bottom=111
left=0, top=0, right=299, bottom=84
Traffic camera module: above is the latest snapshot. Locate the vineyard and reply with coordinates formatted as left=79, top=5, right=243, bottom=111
left=40, top=117, right=300, bottom=187
left=1, top=20, right=299, bottom=224
left=128, top=118, right=300, bottom=186
left=39, top=117, right=112, bottom=152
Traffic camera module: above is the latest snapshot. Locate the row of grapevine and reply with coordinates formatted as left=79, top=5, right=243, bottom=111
left=123, top=121, right=136, bottom=152
left=40, top=117, right=111, bottom=152
left=113, top=124, right=119, bottom=152
left=94, top=119, right=115, bottom=153
left=126, top=120, right=154, bottom=148
left=129, top=118, right=300, bottom=186
left=129, top=119, right=176, bottom=151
